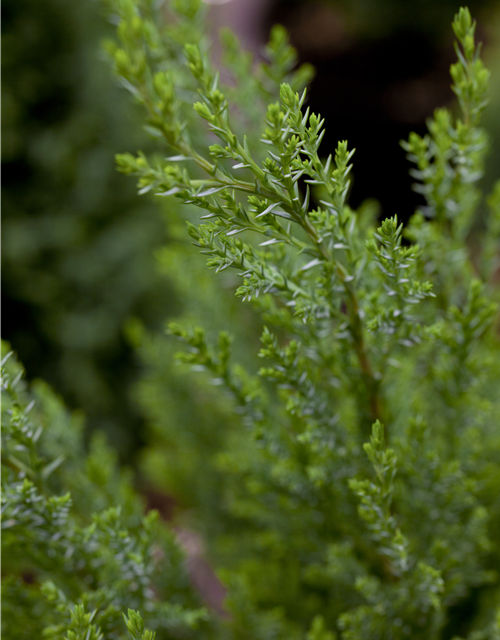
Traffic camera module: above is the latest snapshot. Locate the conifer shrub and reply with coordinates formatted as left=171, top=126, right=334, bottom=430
left=1, top=345, right=208, bottom=640
left=2, top=1, right=500, bottom=638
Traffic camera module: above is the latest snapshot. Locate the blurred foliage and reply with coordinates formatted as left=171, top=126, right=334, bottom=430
left=482, top=6, right=500, bottom=202
left=1, top=0, right=174, bottom=457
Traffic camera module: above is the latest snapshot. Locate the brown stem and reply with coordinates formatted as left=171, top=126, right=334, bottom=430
left=303, top=217, right=383, bottom=429
left=158, top=92, right=383, bottom=428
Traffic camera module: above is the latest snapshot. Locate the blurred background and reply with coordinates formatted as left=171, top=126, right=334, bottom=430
left=2, top=0, right=500, bottom=464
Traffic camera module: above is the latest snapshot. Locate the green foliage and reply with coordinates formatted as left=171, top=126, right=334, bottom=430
left=3, top=2, right=500, bottom=639
left=1, top=0, right=172, bottom=456
left=108, top=2, right=500, bottom=637
left=1, top=345, right=209, bottom=640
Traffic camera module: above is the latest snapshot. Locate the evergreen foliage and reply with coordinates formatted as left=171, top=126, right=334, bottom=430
left=1, top=0, right=172, bottom=456
left=1, top=345, right=209, bottom=639
left=2, top=1, right=500, bottom=638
